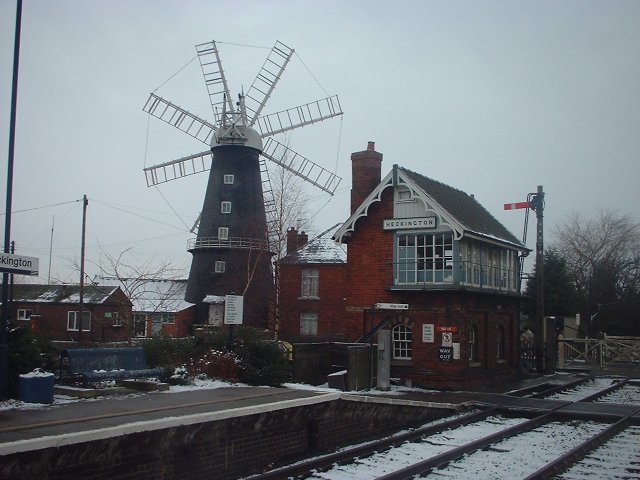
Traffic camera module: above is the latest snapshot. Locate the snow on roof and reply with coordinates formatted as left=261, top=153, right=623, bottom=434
left=97, top=277, right=192, bottom=313
left=278, top=232, right=347, bottom=265
left=12, top=284, right=122, bottom=305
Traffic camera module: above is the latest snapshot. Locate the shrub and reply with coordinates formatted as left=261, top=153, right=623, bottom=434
left=235, top=341, right=290, bottom=387
left=141, top=335, right=199, bottom=368
left=187, top=349, right=240, bottom=382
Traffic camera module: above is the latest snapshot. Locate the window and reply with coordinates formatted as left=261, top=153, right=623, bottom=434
left=17, top=309, right=32, bottom=321
left=496, top=322, right=506, bottom=360
left=392, top=324, right=412, bottom=360
left=221, top=201, right=232, bottom=214
left=396, top=233, right=453, bottom=285
left=133, top=314, right=147, bottom=337
left=301, top=268, right=319, bottom=298
left=153, top=313, right=175, bottom=325
left=397, top=188, right=413, bottom=202
left=105, top=312, right=122, bottom=327
left=215, top=261, right=226, bottom=273
left=218, top=227, right=229, bottom=240
left=223, top=174, right=234, bottom=184
left=469, top=320, right=479, bottom=364
left=300, top=312, right=318, bottom=336
left=67, top=311, right=91, bottom=332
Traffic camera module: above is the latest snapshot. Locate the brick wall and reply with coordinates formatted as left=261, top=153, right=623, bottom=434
left=0, top=399, right=450, bottom=480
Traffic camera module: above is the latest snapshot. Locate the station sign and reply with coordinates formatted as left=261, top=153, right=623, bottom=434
left=383, top=217, right=436, bottom=230
left=224, top=295, right=244, bottom=325
left=0, top=253, right=39, bottom=275
left=375, top=303, right=409, bottom=310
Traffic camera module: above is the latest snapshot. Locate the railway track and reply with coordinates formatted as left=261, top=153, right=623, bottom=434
left=246, top=377, right=640, bottom=480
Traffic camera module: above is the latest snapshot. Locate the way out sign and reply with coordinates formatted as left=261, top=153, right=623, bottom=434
left=0, top=253, right=39, bottom=275
left=224, top=295, right=244, bottom=325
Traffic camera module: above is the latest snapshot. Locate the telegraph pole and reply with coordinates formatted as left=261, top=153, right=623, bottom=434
left=0, top=0, right=23, bottom=398
left=79, top=195, right=88, bottom=342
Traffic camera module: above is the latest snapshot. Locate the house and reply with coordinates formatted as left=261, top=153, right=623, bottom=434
left=10, top=284, right=132, bottom=343
left=97, top=278, right=196, bottom=338
left=277, top=142, right=529, bottom=389
left=277, top=227, right=347, bottom=341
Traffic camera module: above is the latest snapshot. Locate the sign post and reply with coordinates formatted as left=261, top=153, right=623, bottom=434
left=224, top=295, right=244, bottom=346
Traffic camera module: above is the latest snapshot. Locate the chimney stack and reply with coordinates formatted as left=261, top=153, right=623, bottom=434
left=286, top=227, right=308, bottom=254
left=350, top=141, right=382, bottom=214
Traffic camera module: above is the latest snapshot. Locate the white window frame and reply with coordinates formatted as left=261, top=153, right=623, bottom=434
left=67, top=311, right=91, bottom=332
left=300, top=312, right=318, bottom=336
left=105, top=311, right=122, bottom=327
left=215, top=260, right=226, bottom=273
left=223, top=174, right=234, bottom=184
left=17, top=308, right=32, bottom=321
left=218, top=227, right=229, bottom=240
left=221, top=201, right=232, bottom=214
left=396, top=232, right=453, bottom=285
left=396, top=187, right=414, bottom=202
left=392, top=324, right=412, bottom=360
left=300, top=268, right=319, bottom=298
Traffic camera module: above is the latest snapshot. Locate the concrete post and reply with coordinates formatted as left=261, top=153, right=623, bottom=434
left=377, top=329, right=391, bottom=391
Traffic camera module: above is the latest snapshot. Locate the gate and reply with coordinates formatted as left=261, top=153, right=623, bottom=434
left=559, top=336, right=640, bottom=368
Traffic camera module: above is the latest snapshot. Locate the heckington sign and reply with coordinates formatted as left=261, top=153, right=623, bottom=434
left=0, top=253, right=39, bottom=275
left=383, top=217, right=436, bottom=230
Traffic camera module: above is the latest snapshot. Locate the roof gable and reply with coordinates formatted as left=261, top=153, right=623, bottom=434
left=334, top=165, right=525, bottom=250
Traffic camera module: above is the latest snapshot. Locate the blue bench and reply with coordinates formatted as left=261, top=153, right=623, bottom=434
left=61, top=347, right=163, bottom=386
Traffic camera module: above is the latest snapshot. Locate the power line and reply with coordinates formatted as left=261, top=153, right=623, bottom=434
left=0, top=198, right=82, bottom=215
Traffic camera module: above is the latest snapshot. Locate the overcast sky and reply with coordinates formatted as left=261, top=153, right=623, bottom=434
left=1, top=0, right=638, bottom=284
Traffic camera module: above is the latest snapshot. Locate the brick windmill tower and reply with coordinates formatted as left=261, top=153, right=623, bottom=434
left=142, top=40, right=342, bottom=326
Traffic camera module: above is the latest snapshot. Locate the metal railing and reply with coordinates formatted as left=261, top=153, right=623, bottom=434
left=187, top=236, right=269, bottom=251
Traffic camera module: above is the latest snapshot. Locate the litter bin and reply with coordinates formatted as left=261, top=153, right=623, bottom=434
left=19, top=371, right=55, bottom=404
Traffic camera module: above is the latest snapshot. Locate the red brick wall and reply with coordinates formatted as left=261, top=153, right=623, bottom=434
left=0, top=399, right=448, bottom=480
left=13, top=302, right=131, bottom=343
left=277, top=263, right=347, bottom=342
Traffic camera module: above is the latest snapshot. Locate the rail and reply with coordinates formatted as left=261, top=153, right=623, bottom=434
left=187, top=236, right=270, bottom=251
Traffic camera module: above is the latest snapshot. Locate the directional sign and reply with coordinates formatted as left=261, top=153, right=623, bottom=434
left=375, top=303, right=408, bottom=310
left=0, top=253, right=39, bottom=275
left=224, top=295, right=244, bottom=325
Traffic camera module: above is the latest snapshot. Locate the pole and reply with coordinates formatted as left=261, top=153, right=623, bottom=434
left=533, top=185, right=545, bottom=374
left=0, top=0, right=23, bottom=398
left=48, top=216, right=54, bottom=284
left=79, top=195, right=88, bottom=342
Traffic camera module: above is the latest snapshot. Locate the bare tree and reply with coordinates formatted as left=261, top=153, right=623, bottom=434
left=552, top=210, right=640, bottom=334
left=267, top=163, right=313, bottom=260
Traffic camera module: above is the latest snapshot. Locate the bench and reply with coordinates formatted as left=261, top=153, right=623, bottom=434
left=61, top=347, right=163, bottom=387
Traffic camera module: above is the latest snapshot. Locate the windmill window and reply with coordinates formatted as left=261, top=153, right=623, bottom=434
left=67, top=311, right=91, bottom=332
left=300, top=312, right=318, bottom=336
left=221, top=201, right=232, bottom=214
left=223, top=174, right=234, bottom=184
left=300, top=269, right=319, bottom=298
left=215, top=261, right=226, bottom=273
left=218, top=227, right=229, bottom=240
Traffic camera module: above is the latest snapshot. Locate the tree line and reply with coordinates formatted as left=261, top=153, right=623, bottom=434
left=524, top=210, right=640, bottom=337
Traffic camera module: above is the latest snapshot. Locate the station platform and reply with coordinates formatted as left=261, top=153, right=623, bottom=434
left=0, top=387, right=338, bottom=455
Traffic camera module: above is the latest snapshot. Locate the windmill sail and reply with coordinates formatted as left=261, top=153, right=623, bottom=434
left=261, top=137, right=341, bottom=195
left=255, top=96, right=342, bottom=137
left=195, top=40, right=233, bottom=125
left=144, top=151, right=213, bottom=186
left=143, top=93, right=215, bottom=144
left=245, top=41, right=294, bottom=126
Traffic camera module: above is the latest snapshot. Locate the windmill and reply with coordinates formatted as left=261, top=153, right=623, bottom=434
left=142, top=40, right=343, bottom=327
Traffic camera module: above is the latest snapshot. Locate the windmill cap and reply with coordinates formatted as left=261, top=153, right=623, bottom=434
left=212, top=124, right=263, bottom=152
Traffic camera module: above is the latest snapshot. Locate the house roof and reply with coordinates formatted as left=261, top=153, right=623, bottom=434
left=399, top=167, right=524, bottom=247
left=97, top=278, right=192, bottom=313
left=334, top=165, right=526, bottom=250
left=12, top=284, right=126, bottom=305
left=278, top=230, right=347, bottom=266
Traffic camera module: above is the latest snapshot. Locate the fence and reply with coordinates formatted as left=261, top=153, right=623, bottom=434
left=558, top=336, right=640, bottom=368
